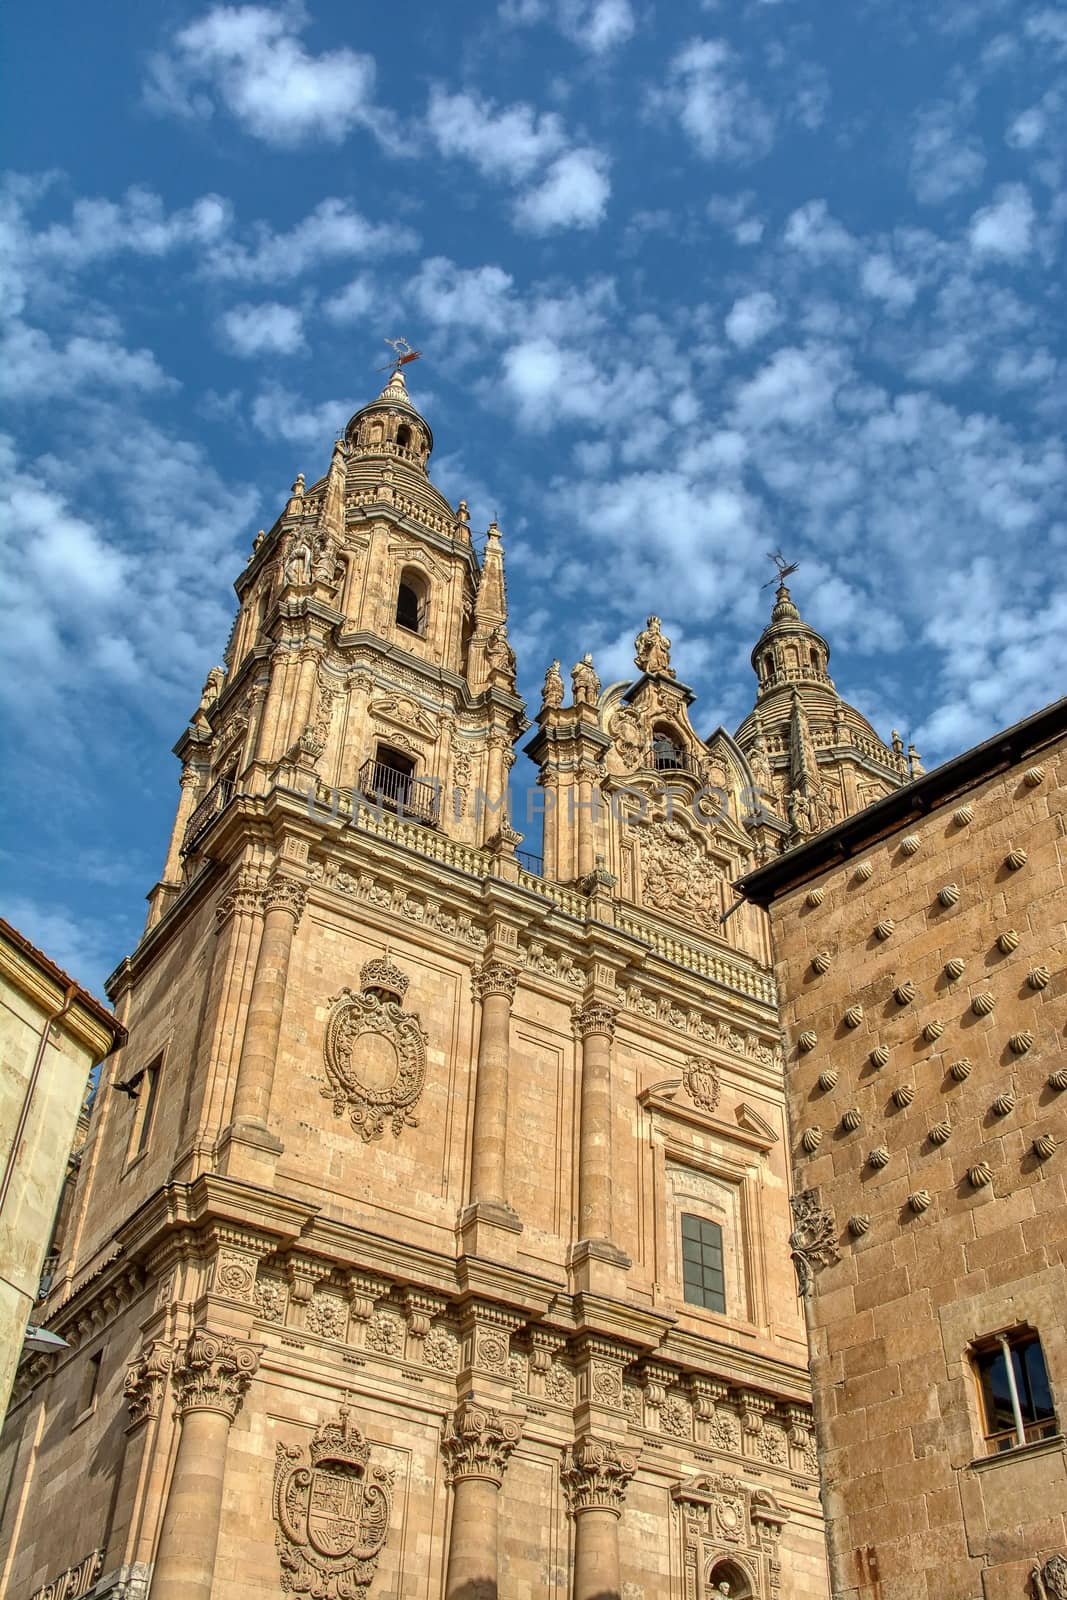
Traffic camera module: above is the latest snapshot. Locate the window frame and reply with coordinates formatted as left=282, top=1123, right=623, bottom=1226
left=395, top=566, right=429, bottom=636
left=971, top=1325, right=1057, bottom=1456
left=123, top=1052, right=164, bottom=1170
left=680, top=1212, right=727, bottom=1315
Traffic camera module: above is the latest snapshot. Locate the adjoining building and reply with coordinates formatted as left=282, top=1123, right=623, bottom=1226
left=738, top=696, right=1067, bottom=1600
left=0, top=919, right=125, bottom=1419
left=0, top=369, right=911, bottom=1600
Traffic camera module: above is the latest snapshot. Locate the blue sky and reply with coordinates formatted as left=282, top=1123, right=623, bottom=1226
left=2, top=0, right=1065, bottom=993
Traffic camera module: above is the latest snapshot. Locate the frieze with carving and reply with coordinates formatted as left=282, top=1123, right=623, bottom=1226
left=274, top=1397, right=393, bottom=1599
left=323, top=959, right=427, bottom=1142
left=29, top=1548, right=104, bottom=1600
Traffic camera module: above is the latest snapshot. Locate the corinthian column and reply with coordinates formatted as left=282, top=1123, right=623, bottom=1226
left=573, top=1001, right=619, bottom=1246
left=441, top=1403, right=521, bottom=1600
left=561, top=1437, right=636, bottom=1600
left=228, top=872, right=306, bottom=1138
left=149, top=1330, right=259, bottom=1600
left=468, top=961, right=519, bottom=1219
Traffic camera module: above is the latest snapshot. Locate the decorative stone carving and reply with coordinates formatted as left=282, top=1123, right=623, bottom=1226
left=274, top=1397, right=393, bottom=1598
left=996, top=929, right=1020, bottom=955
left=1009, top=1031, right=1034, bottom=1055
left=893, top=980, right=915, bottom=1004
left=638, top=818, right=725, bottom=933
left=215, top=867, right=264, bottom=926
left=1032, top=1552, right=1067, bottom=1599
left=213, top=1247, right=258, bottom=1303
left=28, top=1549, right=104, bottom=1600
left=171, top=1329, right=259, bottom=1421
left=124, top=1339, right=174, bottom=1428
left=660, top=1395, right=693, bottom=1438
left=908, top=1190, right=932, bottom=1213
left=801, top=1127, right=823, bottom=1153
left=869, top=1146, right=891, bottom=1169
left=812, top=950, right=833, bottom=974
left=423, top=1327, right=459, bottom=1373
left=1005, top=846, right=1028, bottom=870
left=1028, top=965, right=1051, bottom=990
left=944, top=957, right=966, bottom=980
left=263, top=873, right=308, bottom=923
left=573, top=1001, right=619, bottom=1041
left=843, top=1005, right=864, bottom=1029
left=255, top=1276, right=288, bottom=1323
left=571, top=653, right=601, bottom=707
left=968, top=1162, right=994, bottom=1188
left=971, top=991, right=996, bottom=1016
left=841, top=1107, right=862, bottom=1131
left=788, top=1188, right=840, bottom=1294
left=950, top=1057, right=973, bottom=1082
left=365, top=1313, right=403, bottom=1356
left=634, top=614, right=675, bottom=676
left=473, top=960, right=519, bottom=1003
left=893, top=1085, right=915, bottom=1108
left=991, top=1090, right=1016, bottom=1116
left=938, top=884, right=960, bottom=907
left=900, top=834, right=920, bottom=855
left=682, top=1056, right=721, bottom=1113
left=757, top=1423, right=787, bottom=1465
left=869, top=1043, right=890, bottom=1069
left=802, top=886, right=827, bottom=911
left=797, top=1029, right=817, bottom=1053
left=541, top=659, right=565, bottom=709
left=848, top=1214, right=871, bottom=1237
left=929, top=1120, right=953, bottom=1145
left=561, top=1437, right=637, bottom=1516
left=1049, top=1068, right=1067, bottom=1091
left=875, top=919, right=895, bottom=940
left=855, top=860, right=874, bottom=882
left=817, top=1068, right=839, bottom=1091
left=441, top=1404, right=521, bottom=1486
left=923, top=1019, right=945, bottom=1043
left=953, top=804, right=974, bottom=825
left=1034, top=1133, right=1059, bottom=1161
left=323, top=967, right=427, bottom=1141
left=307, top=1293, right=349, bottom=1341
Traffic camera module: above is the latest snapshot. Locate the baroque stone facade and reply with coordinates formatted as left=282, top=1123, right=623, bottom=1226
left=0, top=368, right=905, bottom=1600
left=739, top=698, right=1067, bottom=1600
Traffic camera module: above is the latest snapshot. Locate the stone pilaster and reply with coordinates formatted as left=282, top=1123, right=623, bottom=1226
left=149, top=1331, right=259, bottom=1600
left=571, top=1000, right=630, bottom=1288
left=561, top=1436, right=637, bottom=1600
left=441, top=1402, right=521, bottom=1600
left=463, top=959, right=521, bottom=1241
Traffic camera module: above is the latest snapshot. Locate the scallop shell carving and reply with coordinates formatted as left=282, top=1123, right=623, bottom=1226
left=1023, top=765, right=1044, bottom=787
left=806, top=887, right=826, bottom=907
left=1048, top=1067, right=1067, bottom=1091
left=855, top=861, right=874, bottom=883
left=818, top=1068, right=840, bottom=1091
left=801, top=1126, right=823, bottom=1153
left=938, top=884, right=961, bottom=908
left=901, top=834, right=921, bottom=856
left=971, top=991, right=996, bottom=1016
left=923, top=1019, right=945, bottom=1043
left=953, top=805, right=974, bottom=826
left=1005, top=847, right=1028, bottom=871
left=812, top=950, right=833, bottom=975
left=968, top=1161, right=993, bottom=1188
left=1027, top=965, right=1051, bottom=990
left=996, top=930, right=1019, bottom=955
left=949, top=1057, right=972, bottom=1082
left=893, top=1084, right=916, bottom=1108
left=848, top=1214, right=871, bottom=1237
left=1008, top=1031, right=1033, bottom=1055
left=894, top=980, right=916, bottom=1005
left=798, top=1029, right=818, bottom=1053
left=908, top=1190, right=932, bottom=1213
left=868, top=1145, right=891, bottom=1169
left=991, top=1090, right=1016, bottom=1116
left=929, top=1120, right=953, bottom=1145
left=875, top=919, right=895, bottom=941
left=869, top=1043, right=890, bottom=1069
left=944, top=957, right=966, bottom=981
left=1034, top=1133, right=1059, bottom=1160
left=841, top=1107, right=863, bottom=1131
left=844, top=1005, right=864, bottom=1029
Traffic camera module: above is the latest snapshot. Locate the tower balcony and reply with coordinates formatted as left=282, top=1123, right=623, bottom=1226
left=357, top=758, right=440, bottom=827
left=181, top=774, right=235, bottom=855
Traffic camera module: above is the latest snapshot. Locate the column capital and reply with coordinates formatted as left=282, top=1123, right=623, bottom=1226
left=215, top=867, right=264, bottom=927
left=262, top=870, right=308, bottom=922
left=573, top=1000, right=619, bottom=1041
left=561, top=1436, right=637, bottom=1518
left=171, top=1329, right=259, bottom=1422
left=124, top=1338, right=175, bottom=1430
left=441, top=1403, right=521, bottom=1486
left=472, top=959, right=519, bottom=1003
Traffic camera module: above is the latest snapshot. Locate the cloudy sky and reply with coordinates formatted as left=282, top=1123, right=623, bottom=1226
left=2, top=0, right=1065, bottom=991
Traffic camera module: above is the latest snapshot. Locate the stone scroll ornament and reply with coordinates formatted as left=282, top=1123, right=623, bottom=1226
left=274, top=1397, right=394, bottom=1599
left=323, top=955, right=427, bottom=1142
left=1034, top=1556, right=1067, bottom=1600
left=788, top=1189, right=840, bottom=1295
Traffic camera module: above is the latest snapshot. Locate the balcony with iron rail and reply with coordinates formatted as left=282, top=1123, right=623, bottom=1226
left=357, top=758, right=440, bottom=826
left=181, top=775, right=235, bottom=855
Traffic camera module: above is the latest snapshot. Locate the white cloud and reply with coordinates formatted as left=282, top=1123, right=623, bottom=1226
left=0, top=321, right=173, bottom=401
left=251, top=383, right=355, bottom=446
left=658, top=39, right=775, bottom=163
left=908, top=103, right=986, bottom=205
left=513, top=148, right=611, bottom=231
left=426, top=87, right=569, bottom=182
left=707, top=192, right=765, bottom=245
left=782, top=200, right=855, bottom=260
left=324, top=274, right=377, bottom=325
left=145, top=4, right=387, bottom=148
left=968, top=184, right=1036, bottom=258
left=202, top=198, right=417, bottom=282
left=732, top=344, right=844, bottom=429
left=499, top=0, right=635, bottom=52
left=217, top=301, right=304, bottom=356
left=724, top=291, right=780, bottom=347
left=859, top=253, right=918, bottom=310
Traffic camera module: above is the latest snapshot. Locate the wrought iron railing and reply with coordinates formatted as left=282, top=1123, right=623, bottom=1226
left=516, top=849, right=544, bottom=875
left=181, top=776, right=235, bottom=854
left=357, top=759, right=439, bottom=826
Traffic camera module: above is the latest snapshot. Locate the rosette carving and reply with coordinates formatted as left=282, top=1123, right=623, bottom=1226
left=171, top=1329, right=259, bottom=1422
left=441, top=1404, right=521, bottom=1486
left=560, top=1436, right=637, bottom=1517
left=323, top=975, right=427, bottom=1143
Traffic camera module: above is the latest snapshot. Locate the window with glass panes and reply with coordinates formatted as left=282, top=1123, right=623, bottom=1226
left=973, top=1329, right=1057, bottom=1454
left=680, top=1213, right=726, bottom=1313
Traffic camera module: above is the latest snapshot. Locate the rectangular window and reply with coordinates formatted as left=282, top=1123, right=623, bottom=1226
left=125, top=1055, right=163, bottom=1164
left=681, top=1213, right=726, bottom=1314
left=973, top=1329, right=1057, bottom=1454
left=79, top=1350, right=102, bottom=1418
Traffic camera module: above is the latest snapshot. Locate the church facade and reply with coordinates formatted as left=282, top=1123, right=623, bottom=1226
left=0, top=371, right=908, bottom=1600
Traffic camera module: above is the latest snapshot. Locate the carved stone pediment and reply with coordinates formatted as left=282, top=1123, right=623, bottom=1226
left=323, top=969, right=428, bottom=1142
left=386, top=540, right=445, bottom=580
left=369, top=694, right=437, bottom=741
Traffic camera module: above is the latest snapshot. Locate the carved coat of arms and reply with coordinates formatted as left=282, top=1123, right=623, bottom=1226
left=323, top=959, right=427, bottom=1142
left=637, top=818, right=725, bottom=931
left=274, top=1400, right=394, bottom=1598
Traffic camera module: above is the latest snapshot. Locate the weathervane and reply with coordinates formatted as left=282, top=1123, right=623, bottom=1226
left=762, top=549, right=799, bottom=589
left=378, top=336, right=422, bottom=373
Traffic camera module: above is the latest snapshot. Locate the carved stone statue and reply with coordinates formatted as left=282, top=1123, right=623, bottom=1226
left=571, top=654, right=601, bottom=707
left=714, top=1583, right=733, bottom=1598
left=284, top=534, right=313, bottom=588
left=541, top=659, right=565, bottom=709
left=486, top=625, right=517, bottom=684
left=634, top=615, right=675, bottom=677
left=311, top=531, right=342, bottom=589
left=198, top=666, right=224, bottom=712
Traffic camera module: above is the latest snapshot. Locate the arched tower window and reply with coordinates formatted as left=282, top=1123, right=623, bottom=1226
left=395, top=567, right=429, bottom=635
left=396, top=423, right=412, bottom=449
left=810, top=647, right=820, bottom=671
left=652, top=726, right=685, bottom=771
left=763, top=652, right=774, bottom=680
